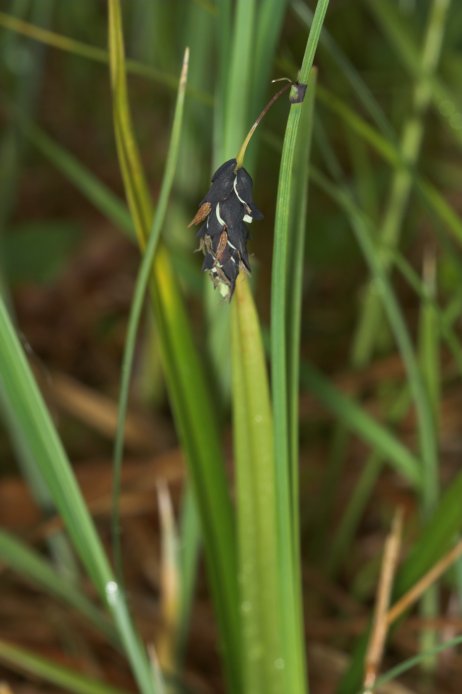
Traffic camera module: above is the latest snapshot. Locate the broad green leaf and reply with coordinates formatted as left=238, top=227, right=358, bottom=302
left=232, top=274, right=281, bottom=694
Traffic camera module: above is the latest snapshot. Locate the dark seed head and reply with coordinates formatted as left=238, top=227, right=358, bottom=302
left=189, top=159, right=262, bottom=300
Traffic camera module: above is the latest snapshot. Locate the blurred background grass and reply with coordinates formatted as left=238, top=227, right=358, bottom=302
left=2, top=0, right=462, bottom=692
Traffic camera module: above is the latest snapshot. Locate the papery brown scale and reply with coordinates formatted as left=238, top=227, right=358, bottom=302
left=215, top=230, right=229, bottom=262
left=188, top=201, right=211, bottom=228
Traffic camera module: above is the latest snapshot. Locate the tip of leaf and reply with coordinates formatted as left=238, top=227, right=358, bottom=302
left=180, top=47, right=190, bottom=90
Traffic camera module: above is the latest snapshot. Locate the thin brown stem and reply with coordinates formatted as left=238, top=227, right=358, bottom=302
left=235, top=82, right=292, bottom=170
left=386, top=538, right=462, bottom=627
left=363, top=509, right=403, bottom=692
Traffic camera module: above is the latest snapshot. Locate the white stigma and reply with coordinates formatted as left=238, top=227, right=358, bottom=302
left=215, top=203, right=225, bottom=227
left=233, top=176, right=247, bottom=205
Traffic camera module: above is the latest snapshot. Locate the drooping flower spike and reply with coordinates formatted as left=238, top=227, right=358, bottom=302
left=189, top=79, right=307, bottom=299
left=188, top=159, right=263, bottom=299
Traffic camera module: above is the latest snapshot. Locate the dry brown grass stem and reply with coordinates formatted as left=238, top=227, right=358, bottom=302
left=364, top=508, right=404, bottom=691
left=387, top=538, right=462, bottom=627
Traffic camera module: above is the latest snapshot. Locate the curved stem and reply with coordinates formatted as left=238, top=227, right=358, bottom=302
left=235, top=82, right=291, bottom=170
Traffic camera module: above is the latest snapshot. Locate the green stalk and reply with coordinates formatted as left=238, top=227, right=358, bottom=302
left=232, top=275, right=282, bottom=693
left=227, top=2, right=328, bottom=690
left=270, top=3, right=329, bottom=691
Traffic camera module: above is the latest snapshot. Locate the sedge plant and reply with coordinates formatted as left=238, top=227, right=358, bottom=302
left=3, top=2, right=462, bottom=694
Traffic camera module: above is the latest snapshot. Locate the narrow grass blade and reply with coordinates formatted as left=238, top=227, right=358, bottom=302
left=222, top=0, right=257, bottom=158
left=150, top=247, right=240, bottom=687
left=19, top=119, right=133, bottom=235
left=300, top=364, right=421, bottom=487
left=309, top=73, right=439, bottom=575
left=19, top=119, right=236, bottom=680
left=375, top=634, right=462, bottom=690
left=396, top=475, right=462, bottom=598
left=418, top=250, right=440, bottom=447
left=232, top=275, right=282, bottom=694
left=291, top=0, right=395, bottom=140
left=213, top=0, right=231, bottom=152
left=0, top=10, right=211, bottom=105
left=0, top=0, right=79, bottom=577
left=0, top=299, right=156, bottom=693
left=0, top=2, right=52, bottom=231
left=316, top=85, right=462, bottom=247
left=272, top=17, right=328, bottom=525
left=269, top=4, right=329, bottom=691
left=107, top=3, right=240, bottom=688
left=0, top=301, right=108, bottom=591
left=310, top=168, right=438, bottom=510
left=351, top=0, right=451, bottom=375
left=0, top=531, right=114, bottom=643
left=111, top=46, right=189, bottom=586
left=286, top=70, right=316, bottom=527
left=0, top=640, right=128, bottom=694
left=250, top=0, right=289, bottom=121
left=367, top=0, right=462, bottom=150
left=328, top=450, right=384, bottom=576
left=284, top=70, right=317, bottom=690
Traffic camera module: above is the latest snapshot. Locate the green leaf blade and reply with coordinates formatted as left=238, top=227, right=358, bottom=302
left=232, top=275, right=282, bottom=694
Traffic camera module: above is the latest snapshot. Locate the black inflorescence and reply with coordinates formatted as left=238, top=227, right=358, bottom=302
left=189, top=158, right=263, bottom=299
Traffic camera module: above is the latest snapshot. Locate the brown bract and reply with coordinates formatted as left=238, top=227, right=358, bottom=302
left=188, top=201, right=212, bottom=228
